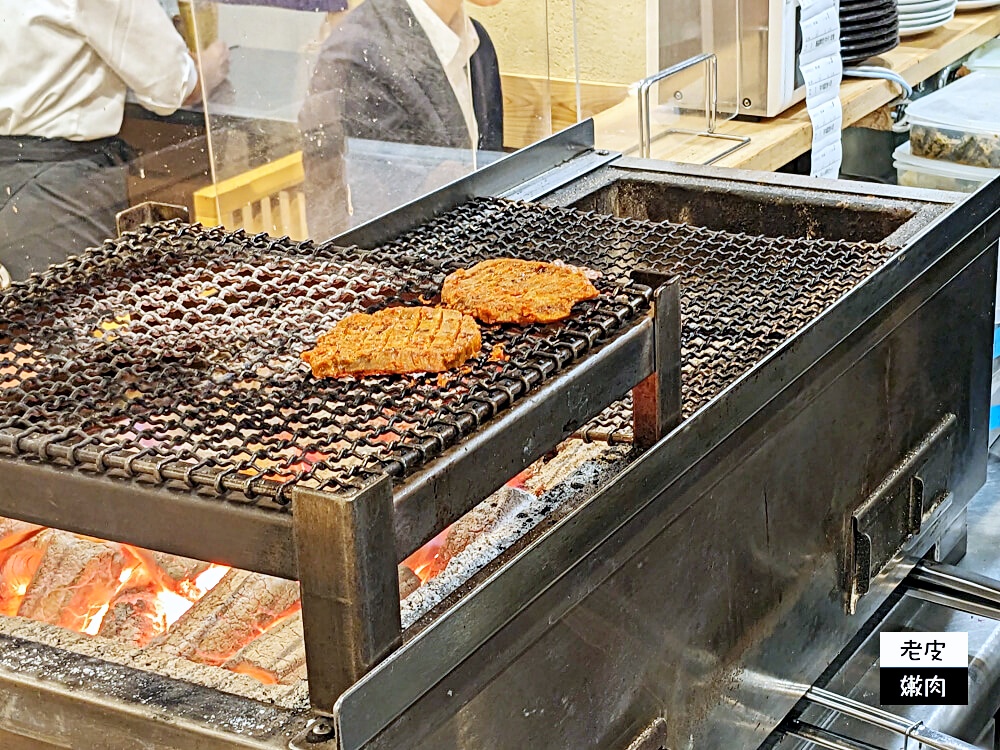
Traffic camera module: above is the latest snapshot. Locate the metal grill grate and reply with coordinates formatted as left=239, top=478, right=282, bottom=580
left=370, top=198, right=897, bottom=442
left=0, top=197, right=896, bottom=506
left=0, top=219, right=649, bottom=506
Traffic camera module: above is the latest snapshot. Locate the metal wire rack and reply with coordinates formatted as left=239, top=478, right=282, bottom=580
left=0, top=220, right=649, bottom=506
left=356, top=198, right=897, bottom=443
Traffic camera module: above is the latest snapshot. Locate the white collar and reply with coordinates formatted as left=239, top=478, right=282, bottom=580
left=405, top=0, right=480, bottom=70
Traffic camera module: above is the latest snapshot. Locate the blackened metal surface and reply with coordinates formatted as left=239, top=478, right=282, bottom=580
left=0, top=219, right=648, bottom=507
left=548, top=157, right=954, bottom=246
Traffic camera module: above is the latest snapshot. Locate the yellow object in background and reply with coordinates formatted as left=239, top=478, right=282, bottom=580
left=177, top=1, right=219, bottom=52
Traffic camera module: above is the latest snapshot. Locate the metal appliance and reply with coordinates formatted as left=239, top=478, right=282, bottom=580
left=659, top=0, right=805, bottom=118
left=725, top=0, right=805, bottom=117
left=0, top=121, right=997, bottom=749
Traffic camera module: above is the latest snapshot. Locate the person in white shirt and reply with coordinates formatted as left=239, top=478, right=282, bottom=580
left=0, top=0, right=230, bottom=281
left=299, top=0, right=504, bottom=240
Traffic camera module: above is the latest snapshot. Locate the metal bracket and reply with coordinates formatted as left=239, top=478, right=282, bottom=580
left=292, top=476, right=402, bottom=713
left=115, top=201, right=189, bottom=236
left=632, top=280, right=682, bottom=451
left=636, top=53, right=750, bottom=164
left=844, top=414, right=956, bottom=614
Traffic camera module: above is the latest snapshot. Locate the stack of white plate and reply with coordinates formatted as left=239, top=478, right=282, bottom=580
left=898, top=0, right=957, bottom=36
left=957, top=0, right=1000, bottom=11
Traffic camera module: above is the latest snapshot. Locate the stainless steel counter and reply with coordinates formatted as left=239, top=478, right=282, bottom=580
left=773, top=454, right=1000, bottom=749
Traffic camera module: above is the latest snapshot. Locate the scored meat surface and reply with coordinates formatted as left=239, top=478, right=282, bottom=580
left=441, top=258, right=600, bottom=325
left=302, top=306, right=482, bottom=378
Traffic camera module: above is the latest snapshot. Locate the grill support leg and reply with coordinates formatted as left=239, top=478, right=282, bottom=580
left=292, top=476, right=402, bottom=713
left=632, top=280, right=682, bottom=451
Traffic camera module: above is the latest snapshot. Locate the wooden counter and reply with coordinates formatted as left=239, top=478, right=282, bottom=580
left=591, top=8, right=1000, bottom=171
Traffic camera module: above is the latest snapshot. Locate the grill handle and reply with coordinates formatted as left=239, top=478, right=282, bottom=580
left=844, top=414, right=956, bottom=615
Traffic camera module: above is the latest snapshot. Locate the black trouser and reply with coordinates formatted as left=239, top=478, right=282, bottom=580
left=0, top=136, right=131, bottom=281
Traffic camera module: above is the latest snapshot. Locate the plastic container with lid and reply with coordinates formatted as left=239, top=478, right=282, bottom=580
left=893, top=142, right=999, bottom=192
left=966, top=39, right=1000, bottom=73
left=906, top=71, right=1000, bottom=169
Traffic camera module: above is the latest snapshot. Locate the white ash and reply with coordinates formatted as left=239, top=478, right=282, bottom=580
left=400, top=440, right=612, bottom=629
left=400, top=487, right=549, bottom=629
left=523, top=439, right=610, bottom=495
left=0, top=615, right=309, bottom=711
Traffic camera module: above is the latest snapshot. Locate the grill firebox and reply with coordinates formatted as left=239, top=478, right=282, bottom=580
left=0, top=123, right=996, bottom=750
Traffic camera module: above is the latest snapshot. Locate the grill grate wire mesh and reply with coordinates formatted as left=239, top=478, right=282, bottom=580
left=374, top=199, right=897, bottom=442
left=0, top=197, right=896, bottom=505
left=0, top=210, right=649, bottom=506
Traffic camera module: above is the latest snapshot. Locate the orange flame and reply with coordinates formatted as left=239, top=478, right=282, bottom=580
left=0, top=543, right=45, bottom=616
left=0, top=455, right=539, bottom=685
left=402, top=527, right=450, bottom=584
left=228, top=662, right=280, bottom=685
left=0, top=525, right=232, bottom=645
left=506, top=468, right=532, bottom=491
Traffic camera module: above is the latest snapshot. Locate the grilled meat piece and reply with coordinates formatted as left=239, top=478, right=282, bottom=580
left=441, top=258, right=599, bottom=325
left=302, top=306, right=482, bottom=378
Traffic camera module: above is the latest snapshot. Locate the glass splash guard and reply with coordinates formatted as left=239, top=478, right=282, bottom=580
left=573, top=0, right=747, bottom=165
left=185, top=0, right=553, bottom=245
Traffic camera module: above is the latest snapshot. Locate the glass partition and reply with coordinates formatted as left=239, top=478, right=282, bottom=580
left=467, top=3, right=553, bottom=151
left=571, top=0, right=742, bottom=163
left=180, top=0, right=551, bottom=243
left=1, top=0, right=747, bottom=284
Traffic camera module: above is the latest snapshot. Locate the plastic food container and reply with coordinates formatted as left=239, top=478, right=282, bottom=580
left=966, top=39, right=1000, bottom=73
left=906, top=72, right=1000, bottom=168
left=893, top=142, right=999, bottom=192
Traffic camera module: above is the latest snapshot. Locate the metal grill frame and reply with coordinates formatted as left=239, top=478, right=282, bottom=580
left=328, top=169, right=983, bottom=750
left=0, top=123, right=685, bottom=711
left=0, top=277, right=672, bottom=701
left=0, top=159, right=909, bottom=714
left=0, top=120, right=976, bottom=750
left=0, top=285, right=677, bottom=710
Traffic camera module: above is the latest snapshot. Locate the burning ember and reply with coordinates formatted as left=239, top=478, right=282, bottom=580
left=402, top=527, right=450, bottom=584
left=401, top=466, right=535, bottom=584
left=0, top=518, right=300, bottom=685
left=0, top=442, right=605, bottom=690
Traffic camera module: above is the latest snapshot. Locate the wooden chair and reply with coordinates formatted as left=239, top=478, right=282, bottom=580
left=192, top=151, right=309, bottom=240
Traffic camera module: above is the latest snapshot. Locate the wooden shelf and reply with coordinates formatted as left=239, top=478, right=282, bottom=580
left=591, top=9, right=1000, bottom=171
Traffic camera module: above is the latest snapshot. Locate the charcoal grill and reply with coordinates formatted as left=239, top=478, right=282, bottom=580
left=0, top=185, right=678, bottom=708
left=0, top=121, right=997, bottom=750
